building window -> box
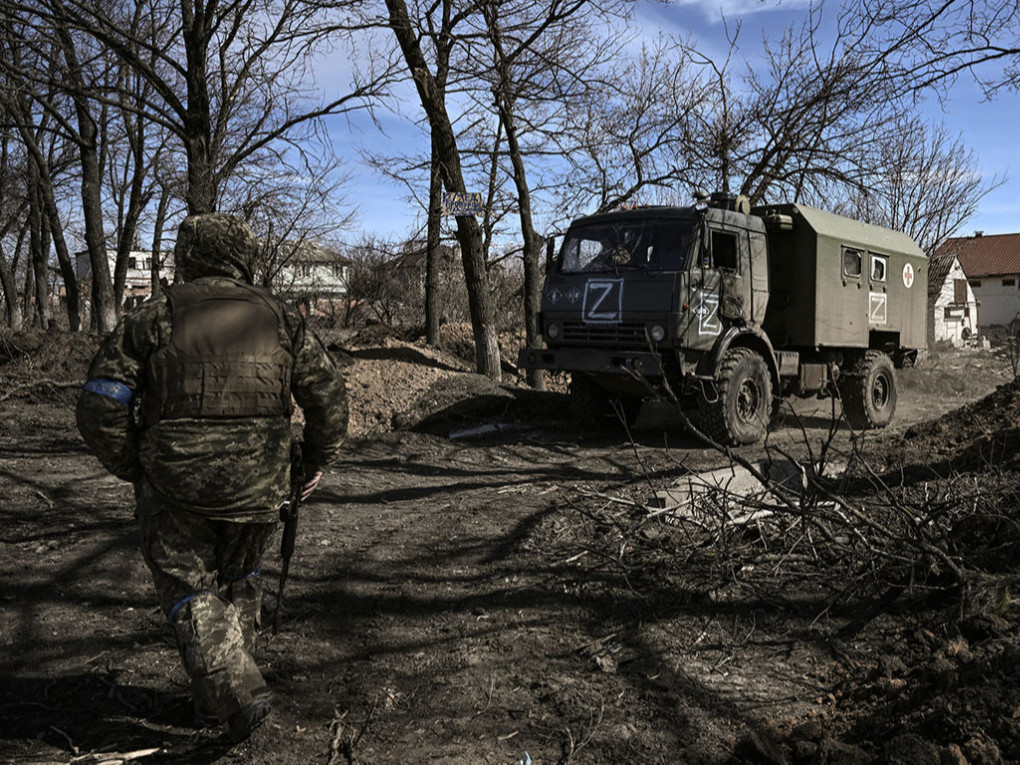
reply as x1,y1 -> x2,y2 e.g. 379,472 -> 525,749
970,280 -> 982,288
870,254 -> 887,282
128,257 -> 137,269
954,279 -> 968,303
1004,279 -> 1016,287
332,263 -> 345,279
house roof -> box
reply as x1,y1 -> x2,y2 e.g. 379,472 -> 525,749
927,254 -> 956,299
934,232 -> 1020,278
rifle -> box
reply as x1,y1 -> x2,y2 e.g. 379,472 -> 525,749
273,441 -> 304,635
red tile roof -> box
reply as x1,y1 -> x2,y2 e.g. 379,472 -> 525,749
935,233 -> 1020,278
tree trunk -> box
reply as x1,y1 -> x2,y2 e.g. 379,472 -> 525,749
27,179 -> 50,330
22,246 -> 34,329
0,240 -> 22,331
51,228 -> 80,332
386,0 -> 501,380
151,186 -> 171,293
77,120 -> 117,330
486,9 -> 543,389
425,132 -> 442,347
53,21 -> 115,332
181,0 -> 217,214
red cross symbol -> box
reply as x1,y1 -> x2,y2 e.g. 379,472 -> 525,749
902,263 -> 915,289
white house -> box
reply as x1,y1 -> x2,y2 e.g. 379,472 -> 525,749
272,241 -> 349,317
74,238 -> 349,316
927,254 -> 979,345
935,232 -> 1020,333
75,249 -> 175,310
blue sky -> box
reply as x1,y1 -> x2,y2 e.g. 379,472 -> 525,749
329,0 -> 1019,242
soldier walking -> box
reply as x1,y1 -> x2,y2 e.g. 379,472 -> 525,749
76,213 -> 348,743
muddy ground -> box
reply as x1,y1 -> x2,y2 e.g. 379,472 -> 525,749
3,329 -> 1020,764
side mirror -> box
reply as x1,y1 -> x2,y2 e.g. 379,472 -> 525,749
545,236 -> 556,273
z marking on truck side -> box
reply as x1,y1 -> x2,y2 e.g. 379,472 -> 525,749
694,291 -> 721,335
869,292 -> 888,324
582,279 -> 623,323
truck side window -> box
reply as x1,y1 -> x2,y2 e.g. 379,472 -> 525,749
870,254 -> 887,282
712,230 -> 738,271
843,247 -> 863,278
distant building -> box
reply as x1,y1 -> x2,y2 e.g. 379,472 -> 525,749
935,232 -> 1020,333
74,239 -> 350,316
927,254 -> 979,345
271,241 -> 350,317
75,249 -> 175,310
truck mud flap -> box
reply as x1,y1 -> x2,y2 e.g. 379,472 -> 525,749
693,377 -> 719,404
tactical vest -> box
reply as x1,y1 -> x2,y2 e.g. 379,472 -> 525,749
141,282 -> 292,426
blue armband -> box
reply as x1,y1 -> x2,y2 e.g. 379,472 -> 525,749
82,378 -> 136,406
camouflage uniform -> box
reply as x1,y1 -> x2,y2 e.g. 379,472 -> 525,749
76,213 -> 348,741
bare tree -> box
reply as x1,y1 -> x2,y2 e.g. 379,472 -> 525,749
0,22 -> 93,331
832,115 -> 1003,253
551,36 -> 708,218
857,0 -> 1020,95
730,8 -> 905,205
0,127 -> 30,329
476,0 -> 618,389
384,0 -> 501,379
19,0 -> 394,214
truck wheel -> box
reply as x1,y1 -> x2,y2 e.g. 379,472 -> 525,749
839,350 -> 897,430
699,347 -> 773,446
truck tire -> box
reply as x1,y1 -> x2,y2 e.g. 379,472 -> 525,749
569,375 -> 641,429
699,347 -> 773,446
839,350 -> 897,430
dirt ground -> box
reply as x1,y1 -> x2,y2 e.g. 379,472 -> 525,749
3,328 -> 1020,764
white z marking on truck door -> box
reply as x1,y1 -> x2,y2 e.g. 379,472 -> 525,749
694,291 -> 721,336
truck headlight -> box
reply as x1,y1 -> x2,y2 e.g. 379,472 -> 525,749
649,324 -> 666,342
546,322 -> 560,340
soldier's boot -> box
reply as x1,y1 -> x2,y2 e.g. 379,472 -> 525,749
170,592 -> 269,740
192,691 -> 218,728
227,691 -> 272,743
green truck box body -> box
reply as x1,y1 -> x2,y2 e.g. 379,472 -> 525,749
757,204 -> 927,350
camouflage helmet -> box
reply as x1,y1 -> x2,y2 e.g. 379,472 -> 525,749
174,213 -> 258,284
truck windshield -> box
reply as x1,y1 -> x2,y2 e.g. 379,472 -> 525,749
559,218 -> 696,274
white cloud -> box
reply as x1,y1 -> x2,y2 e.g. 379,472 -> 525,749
661,0 -> 814,22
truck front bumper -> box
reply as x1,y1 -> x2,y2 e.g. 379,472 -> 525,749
517,347 -> 663,377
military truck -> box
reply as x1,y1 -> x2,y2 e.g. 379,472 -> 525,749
517,193 -> 927,445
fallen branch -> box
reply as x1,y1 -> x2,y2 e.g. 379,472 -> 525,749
0,379 -> 83,402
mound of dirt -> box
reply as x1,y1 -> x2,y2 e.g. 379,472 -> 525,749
342,336 -> 506,437
894,378 -> 1020,471
0,329 -> 97,381
341,323 -> 547,437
